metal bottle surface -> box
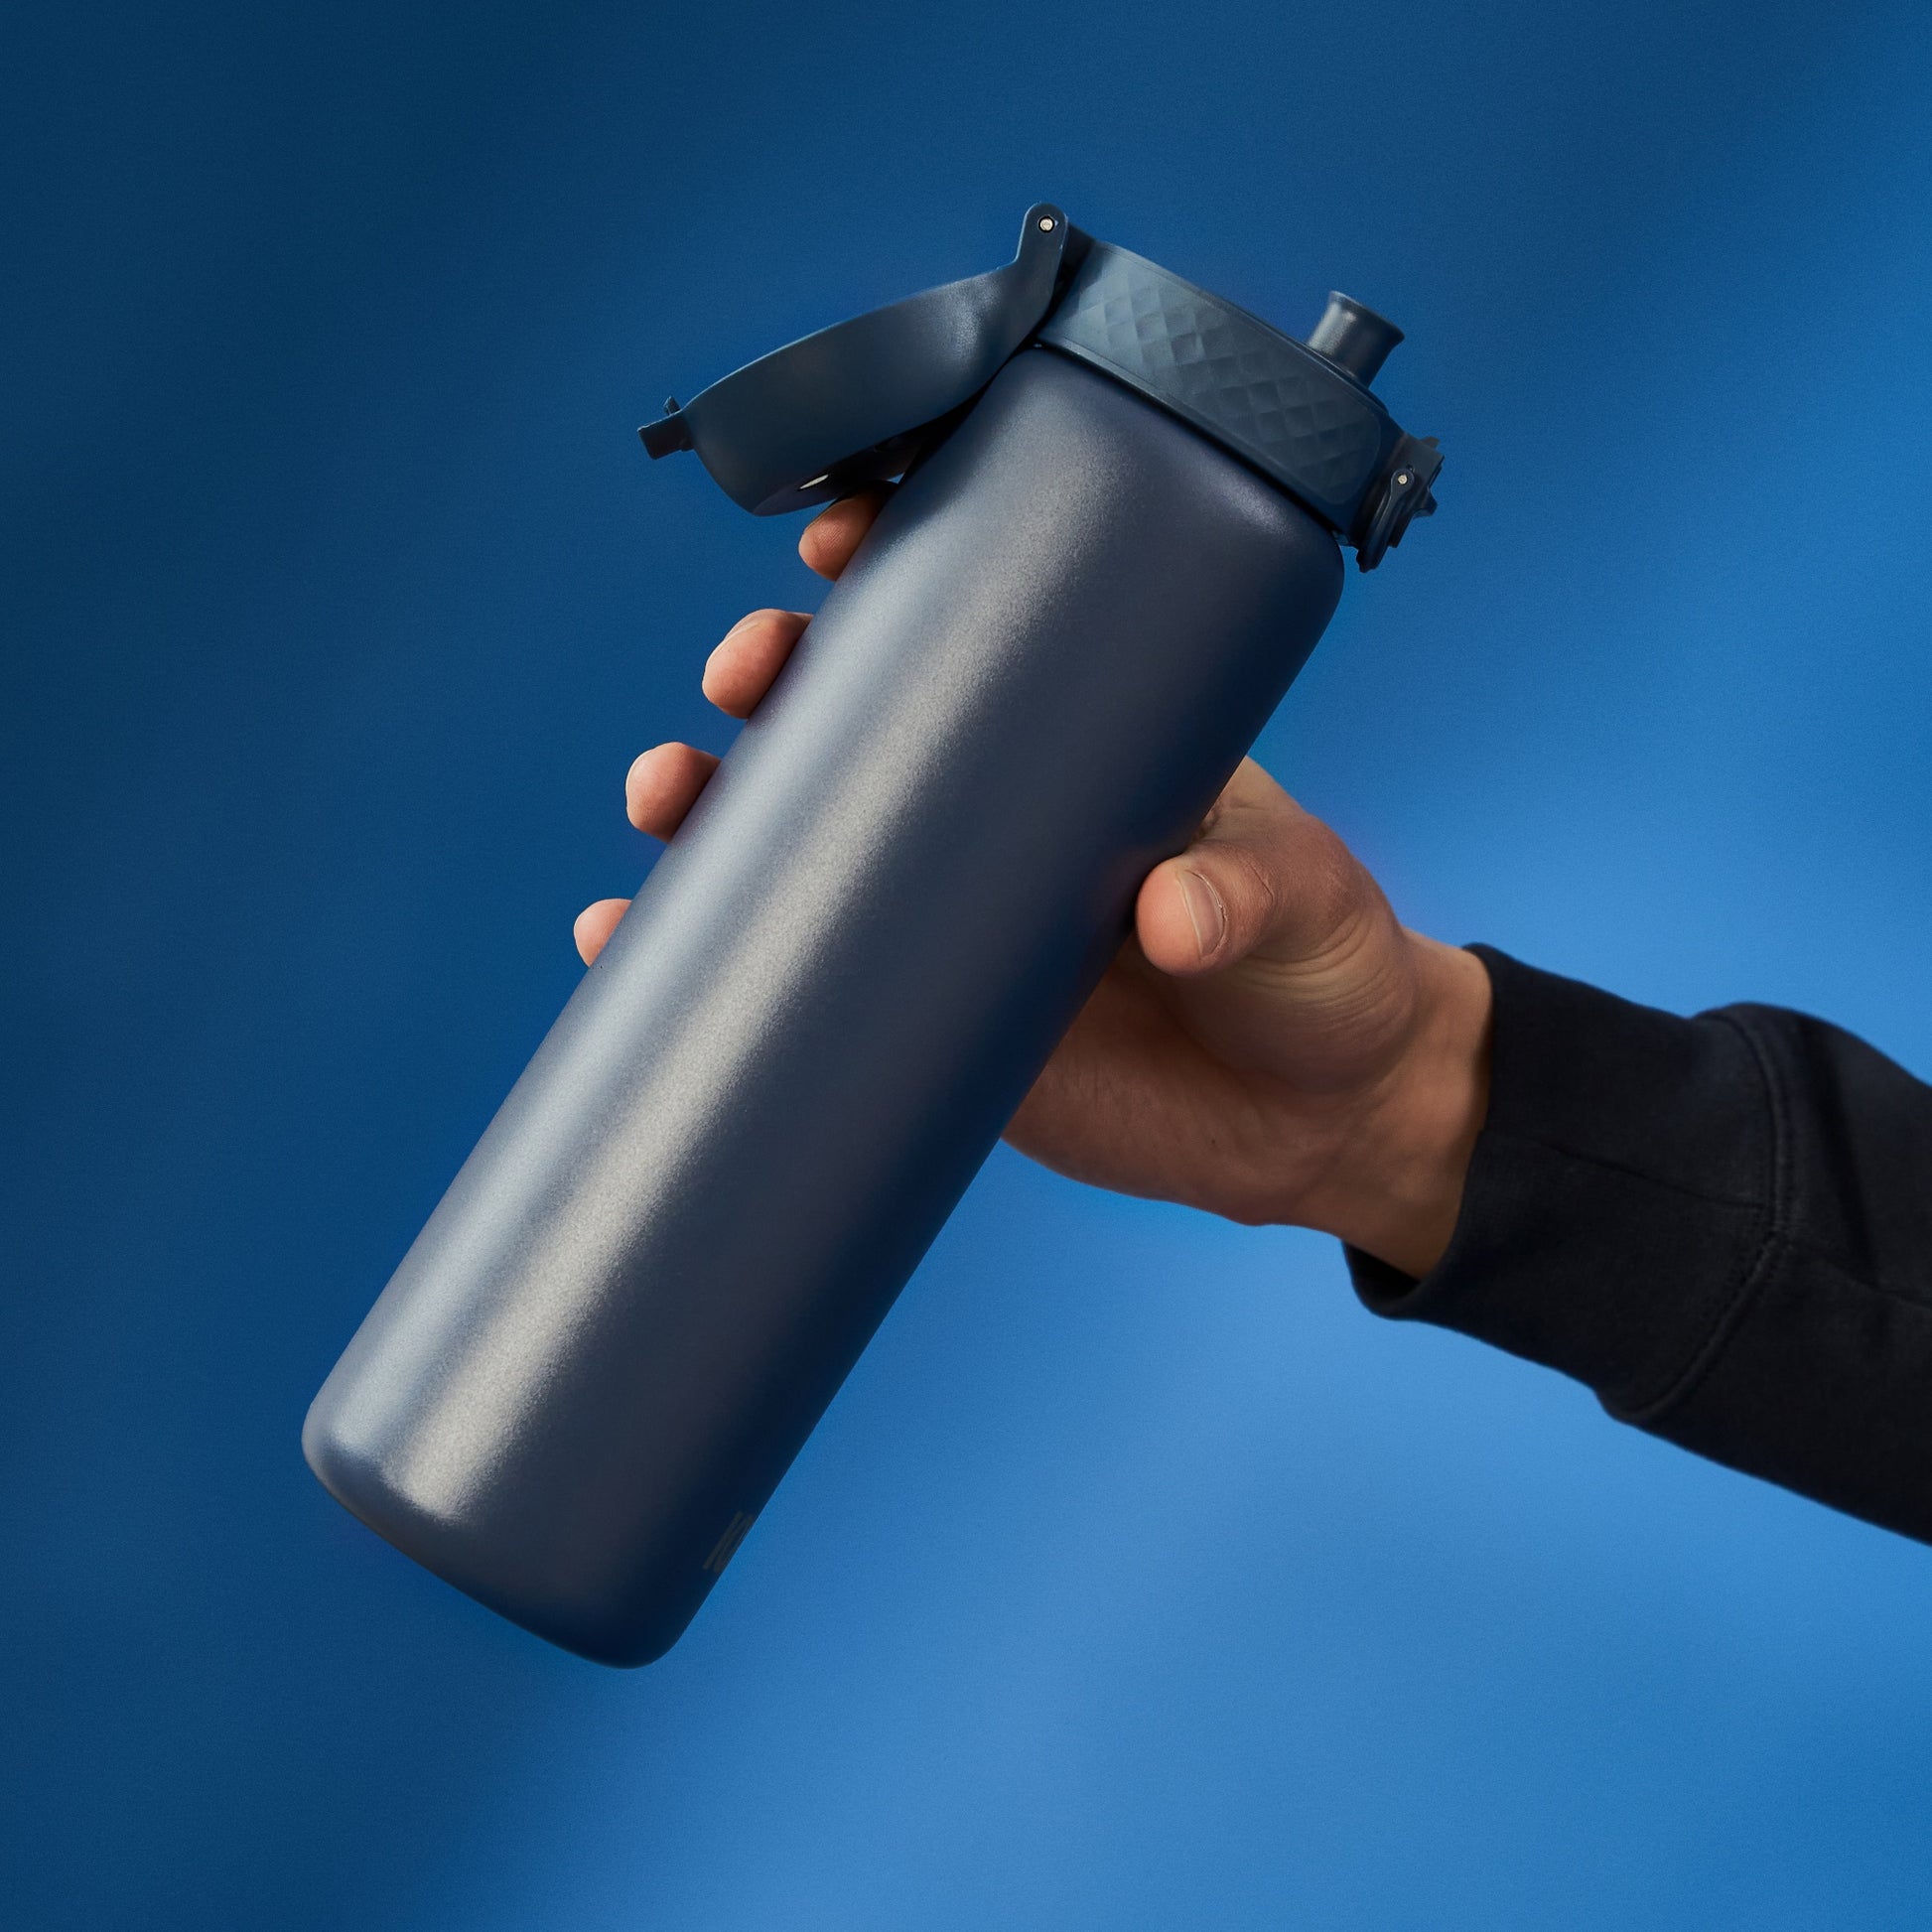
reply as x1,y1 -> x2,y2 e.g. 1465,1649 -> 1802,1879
304,346 -> 1344,1664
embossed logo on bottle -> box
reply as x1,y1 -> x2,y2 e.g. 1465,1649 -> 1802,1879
702,1510 -> 757,1576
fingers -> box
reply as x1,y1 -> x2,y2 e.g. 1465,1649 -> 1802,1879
702,609 -> 809,718
625,741 -> 720,839
574,897 -> 630,965
798,486 -> 891,580
589,488 -> 891,970
581,737 -> 717,964
703,490 -> 889,722
1135,759 -> 1377,979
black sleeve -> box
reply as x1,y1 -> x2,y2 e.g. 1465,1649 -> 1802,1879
1348,946 -> 1932,1543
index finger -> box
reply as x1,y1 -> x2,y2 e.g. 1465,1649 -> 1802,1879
798,486 -> 893,580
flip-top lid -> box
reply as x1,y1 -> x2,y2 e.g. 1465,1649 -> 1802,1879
641,204 -> 1441,571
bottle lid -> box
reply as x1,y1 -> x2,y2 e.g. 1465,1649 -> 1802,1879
640,205 -> 1440,571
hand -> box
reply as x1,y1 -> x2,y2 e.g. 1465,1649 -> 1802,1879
576,490 -> 1492,1278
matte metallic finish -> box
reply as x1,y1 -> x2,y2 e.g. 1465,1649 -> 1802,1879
304,348 -> 1343,1666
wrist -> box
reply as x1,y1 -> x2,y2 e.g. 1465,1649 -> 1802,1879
1301,937 -> 1493,1278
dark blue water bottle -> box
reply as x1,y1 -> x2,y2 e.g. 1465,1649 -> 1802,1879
304,204 -> 1443,1665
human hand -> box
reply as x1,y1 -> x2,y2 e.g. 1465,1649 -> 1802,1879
576,489 -> 1491,1278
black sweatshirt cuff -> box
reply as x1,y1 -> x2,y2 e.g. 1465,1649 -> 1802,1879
1349,947 -> 1932,1544
1346,947 -> 1776,1421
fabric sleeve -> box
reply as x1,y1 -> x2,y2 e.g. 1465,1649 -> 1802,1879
1349,946 -> 1932,1542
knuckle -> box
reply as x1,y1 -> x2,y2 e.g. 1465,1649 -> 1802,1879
1303,830 -> 1361,925
1226,843 -> 1285,938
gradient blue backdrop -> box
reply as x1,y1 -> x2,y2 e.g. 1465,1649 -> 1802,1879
7,1 -> 1932,1924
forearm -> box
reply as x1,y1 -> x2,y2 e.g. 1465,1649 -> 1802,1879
1349,948 -> 1932,1545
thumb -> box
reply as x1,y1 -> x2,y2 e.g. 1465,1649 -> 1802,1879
1136,759 -> 1373,978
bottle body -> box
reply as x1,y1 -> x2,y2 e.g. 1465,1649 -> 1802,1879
304,347 -> 1343,1665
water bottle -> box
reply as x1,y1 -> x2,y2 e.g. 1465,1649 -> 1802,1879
304,204 -> 1444,1665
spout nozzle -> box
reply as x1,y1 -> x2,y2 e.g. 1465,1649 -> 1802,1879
1307,293 -> 1404,386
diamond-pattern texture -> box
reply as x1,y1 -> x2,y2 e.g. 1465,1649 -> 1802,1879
1037,246 -> 1389,523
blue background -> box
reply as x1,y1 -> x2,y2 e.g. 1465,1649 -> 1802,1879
7,1 -> 1932,1923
